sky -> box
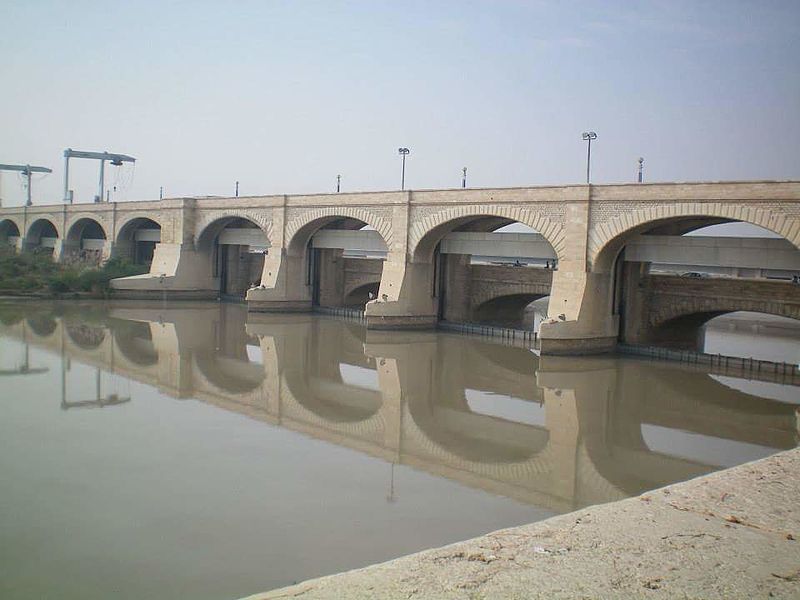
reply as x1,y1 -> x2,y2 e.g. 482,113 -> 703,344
1,0 -> 799,206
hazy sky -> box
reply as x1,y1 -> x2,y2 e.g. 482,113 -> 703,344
1,1 -> 799,206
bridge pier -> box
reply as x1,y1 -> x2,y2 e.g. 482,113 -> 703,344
246,249 -> 312,312
364,255 -> 438,329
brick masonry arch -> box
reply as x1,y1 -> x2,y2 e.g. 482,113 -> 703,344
589,202 -> 800,270
0,217 -> 24,239
408,204 -> 566,263
647,279 -> 800,329
26,215 -> 63,239
115,214 -> 165,242
284,206 -> 393,254
65,213 -> 110,240
194,209 -> 273,248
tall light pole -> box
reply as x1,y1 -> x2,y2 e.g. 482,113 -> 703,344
398,147 -> 410,190
235,181 -> 239,197
462,167 -> 467,188
637,157 -> 644,183
581,131 -> 597,183
336,174 -> 341,193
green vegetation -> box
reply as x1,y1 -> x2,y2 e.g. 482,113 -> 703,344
0,251 -> 147,297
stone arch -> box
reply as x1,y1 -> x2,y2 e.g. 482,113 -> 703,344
344,281 -> 381,307
195,214 -> 270,251
409,205 -> 565,263
115,215 -> 163,242
0,218 -> 22,246
651,305 -> 800,333
66,217 -> 107,242
65,323 -> 107,350
285,206 -> 392,257
194,351 -> 265,394
26,218 -> 60,243
590,203 -> 800,272
473,293 -> 550,326
194,210 -> 272,249
115,216 -> 162,266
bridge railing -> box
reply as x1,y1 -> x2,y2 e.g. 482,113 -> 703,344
618,343 -> 800,386
312,305 -> 367,323
437,320 -> 538,349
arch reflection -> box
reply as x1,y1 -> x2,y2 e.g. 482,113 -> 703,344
0,302 -> 796,514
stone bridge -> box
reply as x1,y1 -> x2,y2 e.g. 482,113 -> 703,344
2,303 -> 796,512
622,274 -> 800,345
1,180 -> 798,354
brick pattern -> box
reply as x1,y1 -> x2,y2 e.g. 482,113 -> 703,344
589,200 -> 800,268
408,204 -> 567,261
284,205 -> 394,250
644,276 -> 800,327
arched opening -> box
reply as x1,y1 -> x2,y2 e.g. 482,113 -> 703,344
473,294 -> 550,329
26,314 -> 57,337
65,218 -> 107,265
413,217 -> 557,328
197,217 -> 269,300
0,220 -> 21,251
66,323 -> 106,350
596,216 -> 800,349
115,218 -> 162,268
112,320 -> 158,367
287,216 -> 388,311
344,282 -> 380,307
25,219 -> 59,255
696,311 -> 799,364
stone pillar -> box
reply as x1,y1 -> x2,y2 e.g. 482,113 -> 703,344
316,248 -> 346,307
539,191 -> 619,355
247,201 -> 314,312
440,253 -> 472,322
364,200 -> 438,329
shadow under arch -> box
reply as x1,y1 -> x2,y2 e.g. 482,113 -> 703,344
112,320 -> 158,367
115,217 -> 162,267
26,218 -> 59,251
406,391 -> 550,463
345,281 -> 381,307
26,314 -> 57,336
473,293 -> 550,328
194,350 -> 265,395
65,322 -> 107,350
66,217 -> 107,243
0,219 -> 21,247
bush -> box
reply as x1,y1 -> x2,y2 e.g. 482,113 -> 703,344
0,254 -> 148,297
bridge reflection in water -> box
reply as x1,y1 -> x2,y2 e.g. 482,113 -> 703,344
1,301 -> 797,514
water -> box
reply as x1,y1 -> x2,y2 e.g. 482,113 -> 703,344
0,301 -> 797,600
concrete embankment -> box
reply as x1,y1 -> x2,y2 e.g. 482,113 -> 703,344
244,448 -> 800,599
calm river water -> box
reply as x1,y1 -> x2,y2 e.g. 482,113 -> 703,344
0,300 -> 797,600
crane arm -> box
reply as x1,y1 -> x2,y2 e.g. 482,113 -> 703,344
0,164 -> 53,173
63,149 -> 136,163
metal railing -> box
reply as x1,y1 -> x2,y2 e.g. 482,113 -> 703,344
618,343 -> 799,385
437,320 -> 538,349
312,305 -> 366,323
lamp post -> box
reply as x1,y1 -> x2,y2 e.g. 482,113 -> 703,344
462,167 -> 467,188
336,174 -> 341,193
398,147 -> 410,190
581,131 -> 597,183
637,157 -> 644,183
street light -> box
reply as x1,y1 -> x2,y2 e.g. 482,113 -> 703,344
336,174 -> 341,193
398,147 -> 410,190
462,167 -> 467,188
637,157 -> 644,183
581,131 -> 597,183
